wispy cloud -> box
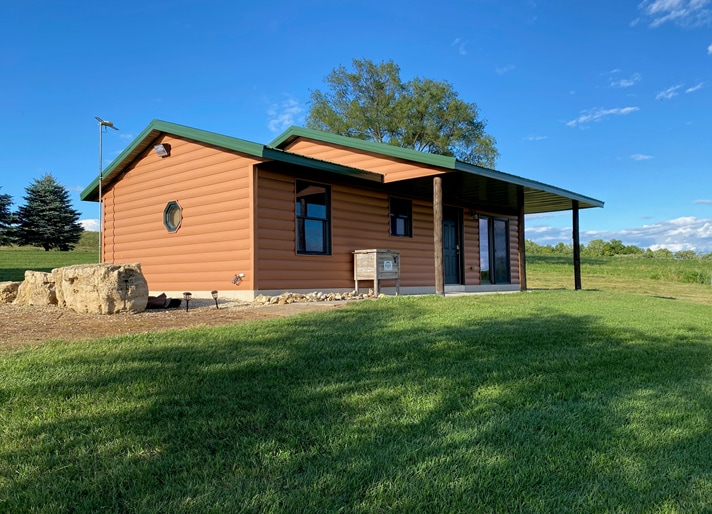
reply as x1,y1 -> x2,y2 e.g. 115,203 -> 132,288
608,71 -> 642,88
631,153 -> 653,160
526,216 -> 712,253
637,0 -> 712,28
709,43 -> 712,54
451,38 -> 468,56
566,106 -> 639,127
523,135 -> 548,141
119,133 -> 134,140
656,84 -> 683,100
267,96 -> 304,133
496,64 -> 515,75
686,82 -> 704,93
694,199 -> 712,205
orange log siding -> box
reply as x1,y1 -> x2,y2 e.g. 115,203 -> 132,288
255,169 -> 435,292
102,134 -> 259,293
284,139 -> 446,183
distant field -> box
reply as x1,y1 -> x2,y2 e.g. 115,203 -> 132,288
527,255 -> 712,305
0,232 -> 99,281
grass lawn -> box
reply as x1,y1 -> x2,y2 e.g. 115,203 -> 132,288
2,287 -> 712,512
0,232 -> 99,281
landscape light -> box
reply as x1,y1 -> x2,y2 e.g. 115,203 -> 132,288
183,292 -> 192,312
211,290 -> 219,309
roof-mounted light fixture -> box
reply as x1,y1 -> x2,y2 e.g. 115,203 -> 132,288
154,143 -> 171,157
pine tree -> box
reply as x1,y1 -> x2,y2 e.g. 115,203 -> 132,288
15,174 -> 84,251
0,186 -> 14,246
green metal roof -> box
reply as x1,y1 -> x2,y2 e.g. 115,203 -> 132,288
82,120 -> 603,215
80,120 -> 383,202
271,125 -> 604,213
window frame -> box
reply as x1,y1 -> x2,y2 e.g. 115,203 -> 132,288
295,181 -> 331,255
389,197 -> 413,237
479,215 -> 510,284
163,201 -> 182,233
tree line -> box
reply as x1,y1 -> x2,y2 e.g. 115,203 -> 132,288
0,174 -> 84,251
526,239 -> 712,261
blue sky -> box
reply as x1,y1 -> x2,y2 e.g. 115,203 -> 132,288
1,0 -> 711,252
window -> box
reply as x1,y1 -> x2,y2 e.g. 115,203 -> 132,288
479,216 -> 510,284
163,201 -> 182,233
296,181 -> 330,255
389,197 -> 412,237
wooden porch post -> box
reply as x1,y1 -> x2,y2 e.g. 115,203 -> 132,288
433,176 -> 444,296
518,197 -> 527,291
572,200 -> 582,290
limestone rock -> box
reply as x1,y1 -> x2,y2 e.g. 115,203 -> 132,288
52,263 -> 149,314
13,271 -> 57,306
0,281 -> 22,303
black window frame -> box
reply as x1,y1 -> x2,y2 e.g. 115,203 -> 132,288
479,215 -> 511,284
295,180 -> 331,255
389,197 -> 413,237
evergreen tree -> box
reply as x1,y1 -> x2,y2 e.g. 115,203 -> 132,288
15,174 -> 84,251
0,186 -> 14,246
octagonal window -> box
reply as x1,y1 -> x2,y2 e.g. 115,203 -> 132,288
163,201 -> 182,232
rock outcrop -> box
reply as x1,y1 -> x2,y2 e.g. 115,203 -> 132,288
13,271 -> 57,306
0,281 -> 23,303
52,263 -> 149,314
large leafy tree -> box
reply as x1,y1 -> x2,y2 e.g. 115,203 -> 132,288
0,187 -> 14,246
15,174 -> 83,251
307,58 -> 499,168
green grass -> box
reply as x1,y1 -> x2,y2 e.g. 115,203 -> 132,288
2,291 -> 712,512
0,232 -> 99,281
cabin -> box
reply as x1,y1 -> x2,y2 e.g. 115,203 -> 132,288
80,120 -> 603,300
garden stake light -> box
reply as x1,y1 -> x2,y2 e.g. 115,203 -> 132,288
211,290 -> 219,309
183,292 -> 192,312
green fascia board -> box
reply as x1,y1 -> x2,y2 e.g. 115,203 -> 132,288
81,120 -> 381,201
454,161 -> 604,209
270,126 -> 457,169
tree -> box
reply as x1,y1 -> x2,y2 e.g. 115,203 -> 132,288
0,186 -> 14,246
14,174 -> 83,251
307,58 -> 499,168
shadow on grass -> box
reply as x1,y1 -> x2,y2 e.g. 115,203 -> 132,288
2,295 -> 712,512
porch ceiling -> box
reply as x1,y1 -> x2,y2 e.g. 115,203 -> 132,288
384,169 -> 603,215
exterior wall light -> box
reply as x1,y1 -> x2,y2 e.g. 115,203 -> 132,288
211,290 -> 219,309
154,143 -> 171,157
183,291 -> 192,311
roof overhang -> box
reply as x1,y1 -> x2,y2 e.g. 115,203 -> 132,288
81,120 -> 382,202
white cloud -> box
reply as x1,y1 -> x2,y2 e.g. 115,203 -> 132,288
80,219 -> 100,231
631,153 -> 653,160
566,106 -> 639,127
609,72 -> 642,88
452,38 -> 468,56
655,84 -> 683,100
526,216 -> 712,253
638,0 -> 712,27
119,133 -> 134,140
523,135 -> 548,141
685,82 -> 704,93
694,199 -> 712,204
708,43 -> 712,54
266,96 -> 304,133
496,64 -> 515,75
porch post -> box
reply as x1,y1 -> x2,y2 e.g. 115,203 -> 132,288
572,200 -> 582,290
518,196 -> 527,291
433,176 -> 444,296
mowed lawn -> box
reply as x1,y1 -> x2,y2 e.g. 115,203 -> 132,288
2,278 -> 712,512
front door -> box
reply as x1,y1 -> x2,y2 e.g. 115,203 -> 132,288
443,211 -> 461,284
